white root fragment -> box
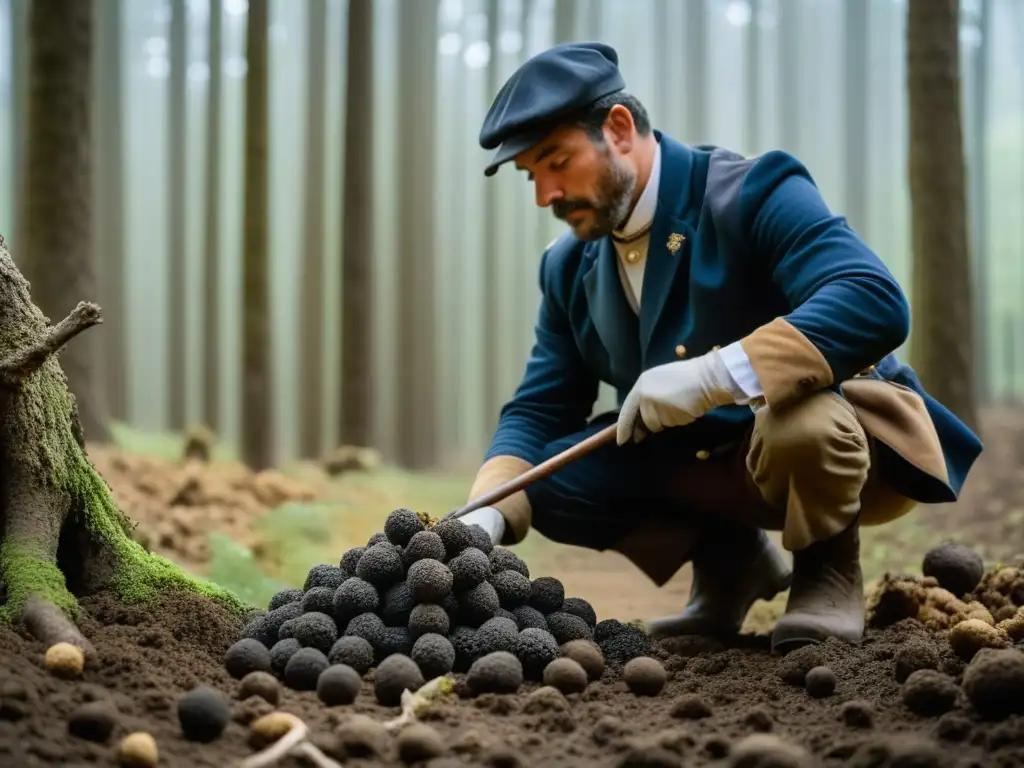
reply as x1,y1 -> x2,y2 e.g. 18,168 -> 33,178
383,676 -> 454,731
239,713 -> 341,768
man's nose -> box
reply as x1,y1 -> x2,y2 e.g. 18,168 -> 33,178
534,180 -> 563,208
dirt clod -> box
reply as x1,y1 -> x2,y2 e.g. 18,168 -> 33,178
68,700 -> 118,742
804,665 -> 836,698
624,656 -> 666,696
397,722 -> 446,763
238,670 -> 279,705
543,657 -> 588,695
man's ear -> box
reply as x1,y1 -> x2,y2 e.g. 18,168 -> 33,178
604,104 -> 635,153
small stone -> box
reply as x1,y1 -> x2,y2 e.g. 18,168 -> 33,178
839,700 -> 874,729
397,722 -> 446,763
336,713 -> 390,757
117,732 -> 159,767
317,664 -> 362,706
901,669 -> 959,716
561,639 -> 605,681
68,701 -> 118,743
177,686 -> 231,743
44,642 -> 84,679
542,657 -> 588,695
238,671 -> 279,706
623,656 -> 666,696
729,733 -> 814,767
804,666 -> 836,698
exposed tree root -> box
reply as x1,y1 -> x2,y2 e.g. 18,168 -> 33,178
0,234 -> 252,653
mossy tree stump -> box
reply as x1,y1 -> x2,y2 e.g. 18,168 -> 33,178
0,234 -> 250,654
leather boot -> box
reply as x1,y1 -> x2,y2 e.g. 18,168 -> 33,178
770,515 -> 864,653
645,523 -> 792,640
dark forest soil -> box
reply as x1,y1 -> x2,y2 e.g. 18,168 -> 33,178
1,408 -> 1023,767
1,583 -> 1023,767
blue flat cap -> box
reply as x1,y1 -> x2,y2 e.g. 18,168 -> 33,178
479,42 -> 625,176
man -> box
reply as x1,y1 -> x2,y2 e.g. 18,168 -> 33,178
460,42 -> 983,652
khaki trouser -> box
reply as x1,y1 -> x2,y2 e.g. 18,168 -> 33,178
661,390 -> 918,552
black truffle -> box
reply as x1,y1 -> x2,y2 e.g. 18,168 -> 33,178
305,563 -> 346,591
561,597 -> 597,628
385,507 -> 426,546
449,626 -> 481,672
375,654 -> 425,706
377,626 -> 413,662
466,651 -> 523,695
594,619 -> 625,644
284,647 -> 330,691
433,519 -> 473,559
177,686 -> 231,742
301,586 -> 336,616
513,627 -> 560,680
492,570 -> 532,609
922,541 -> 985,597
224,638 -> 272,679
402,530 -> 447,566
355,543 -> 406,588
269,638 -> 301,677
466,523 -> 495,554
268,588 -> 304,611
340,546 -> 367,575
448,547 -> 490,591
278,618 -> 299,641
345,612 -> 387,649
458,581 -> 500,627
317,664 -> 362,706
409,603 -> 450,640
367,531 -> 390,547
512,605 -> 548,631
240,614 -> 277,647
381,581 -> 415,627
546,612 -> 593,644
263,601 -> 304,642
411,633 -> 456,678
599,623 -> 651,666
489,547 -> 530,579
495,608 -> 519,628
334,577 -> 380,623
407,558 -> 454,604
291,611 -> 339,653
475,616 -> 519,656
529,577 -> 565,614
328,635 -> 375,676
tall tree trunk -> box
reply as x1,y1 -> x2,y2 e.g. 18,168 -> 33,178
21,0 -> 110,444
907,0 -> 978,433
241,0 -> 272,469
167,0 -> 187,431
395,0 -> 438,468
968,0 -> 990,403
339,0 -> 374,449
683,0 -> 707,143
299,0 -> 327,460
202,0 -> 223,432
844,0 -> 869,237
482,0 -> 501,437
93,0 -> 127,424
777,0 -> 800,153
744,0 -> 761,155
9,0 -> 28,254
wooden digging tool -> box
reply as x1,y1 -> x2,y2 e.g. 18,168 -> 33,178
443,423 -> 618,522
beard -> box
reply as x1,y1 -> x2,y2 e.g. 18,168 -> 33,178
552,150 -> 637,241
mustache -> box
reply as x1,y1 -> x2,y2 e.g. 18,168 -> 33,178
552,200 -> 592,220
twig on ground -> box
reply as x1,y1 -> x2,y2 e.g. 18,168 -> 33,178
239,713 -> 341,768
383,675 -> 454,731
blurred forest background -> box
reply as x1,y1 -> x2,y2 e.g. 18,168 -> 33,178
0,0 -> 1022,615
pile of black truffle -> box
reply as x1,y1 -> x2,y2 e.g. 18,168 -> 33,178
223,508 -> 652,704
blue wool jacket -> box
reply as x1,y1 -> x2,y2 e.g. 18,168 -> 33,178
479,131 -> 982,510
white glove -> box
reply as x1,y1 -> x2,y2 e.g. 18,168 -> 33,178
459,505 -> 506,544
616,350 -> 740,445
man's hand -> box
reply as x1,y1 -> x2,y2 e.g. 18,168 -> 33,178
458,505 -> 506,544
616,350 -> 740,445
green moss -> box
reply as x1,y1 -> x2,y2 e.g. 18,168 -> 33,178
0,539 -> 77,623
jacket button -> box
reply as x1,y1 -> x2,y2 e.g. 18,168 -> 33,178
695,449 -> 710,460
799,377 -> 815,389
675,344 -> 686,358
